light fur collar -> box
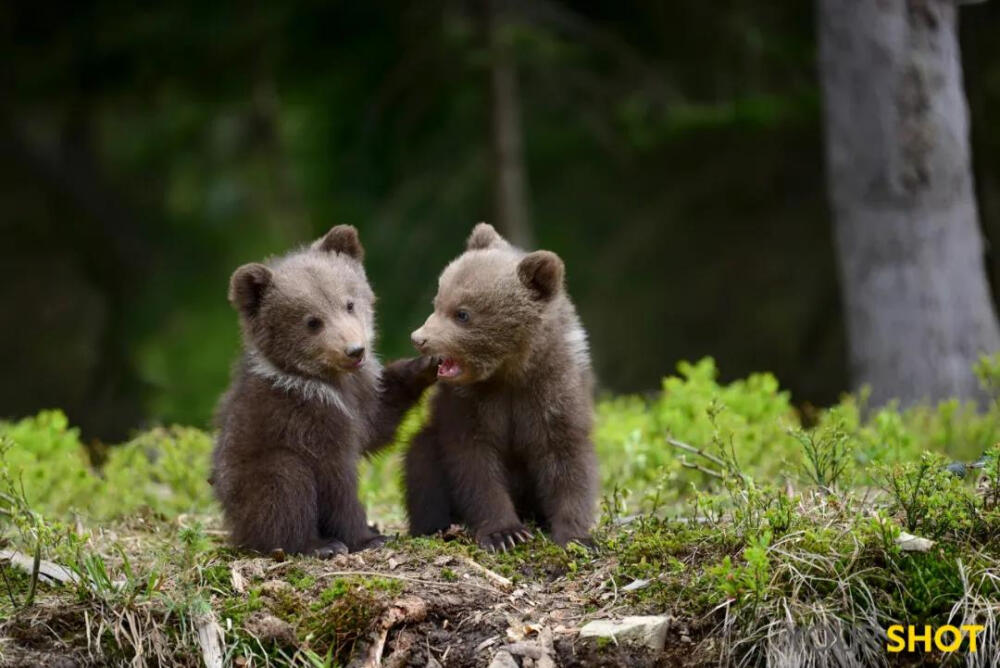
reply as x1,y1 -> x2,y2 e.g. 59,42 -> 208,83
246,350 -> 381,417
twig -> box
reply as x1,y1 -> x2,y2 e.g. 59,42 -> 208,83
598,575 -> 620,613
666,437 -> 727,468
459,556 -> 514,590
679,458 -> 724,479
317,570 -> 504,594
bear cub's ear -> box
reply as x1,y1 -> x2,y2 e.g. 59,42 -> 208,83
229,263 -> 273,317
466,222 -> 508,251
315,224 -> 364,261
518,250 -> 565,301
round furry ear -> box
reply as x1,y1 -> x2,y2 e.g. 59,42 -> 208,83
228,263 -> 273,317
466,222 -> 508,251
517,250 -> 565,301
315,224 -> 364,261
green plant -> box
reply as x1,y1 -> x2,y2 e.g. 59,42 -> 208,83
878,453 -> 978,539
794,420 -> 852,491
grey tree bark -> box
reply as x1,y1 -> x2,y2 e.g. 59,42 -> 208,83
487,0 -> 535,249
817,0 -> 1000,406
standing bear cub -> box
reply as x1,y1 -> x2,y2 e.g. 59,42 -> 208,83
406,223 -> 598,550
213,225 -> 436,556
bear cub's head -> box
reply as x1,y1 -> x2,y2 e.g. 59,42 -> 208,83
411,222 -> 565,384
229,225 -> 376,381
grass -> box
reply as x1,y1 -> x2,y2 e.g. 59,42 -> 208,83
3,356 -> 1000,665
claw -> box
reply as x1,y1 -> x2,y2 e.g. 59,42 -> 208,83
505,535 -> 517,550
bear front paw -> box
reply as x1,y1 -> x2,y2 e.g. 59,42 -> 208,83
414,355 -> 440,386
354,533 -> 389,552
313,540 -> 349,559
476,525 -> 533,553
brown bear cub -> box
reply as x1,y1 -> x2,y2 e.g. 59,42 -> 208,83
213,225 -> 436,557
406,223 -> 598,551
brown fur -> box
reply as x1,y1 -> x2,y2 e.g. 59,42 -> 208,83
213,225 -> 435,556
406,223 -> 598,550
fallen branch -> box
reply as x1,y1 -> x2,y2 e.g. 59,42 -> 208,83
0,548 -> 79,586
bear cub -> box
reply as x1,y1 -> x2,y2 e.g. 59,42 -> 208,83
213,225 -> 435,556
406,222 -> 598,551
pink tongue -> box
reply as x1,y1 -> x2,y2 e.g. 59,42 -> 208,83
438,359 -> 462,378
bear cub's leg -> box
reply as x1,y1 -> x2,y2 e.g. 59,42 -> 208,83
530,441 -> 599,547
404,427 -> 454,536
318,453 -> 386,552
226,454 -> 327,556
441,439 -> 533,552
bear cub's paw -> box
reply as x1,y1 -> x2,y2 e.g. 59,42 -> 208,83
415,355 -> 442,386
357,533 -> 389,551
476,525 -> 534,553
313,540 -> 349,559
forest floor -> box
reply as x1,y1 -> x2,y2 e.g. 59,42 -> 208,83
2,514 -> 708,668
3,493 -> 987,668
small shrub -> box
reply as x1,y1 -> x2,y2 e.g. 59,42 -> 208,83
95,426 -> 215,519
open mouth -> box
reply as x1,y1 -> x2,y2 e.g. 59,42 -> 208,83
437,357 -> 463,379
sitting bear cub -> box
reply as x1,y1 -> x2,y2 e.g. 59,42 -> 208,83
406,223 -> 598,550
213,225 -> 435,556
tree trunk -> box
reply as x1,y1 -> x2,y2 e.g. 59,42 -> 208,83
817,0 -> 1000,406
487,0 -> 534,249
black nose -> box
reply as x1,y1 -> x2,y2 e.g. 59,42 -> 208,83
345,344 -> 365,359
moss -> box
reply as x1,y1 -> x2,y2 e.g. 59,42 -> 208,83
479,534 -> 580,580
286,567 -> 317,591
199,562 -> 233,593
221,588 -> 265,626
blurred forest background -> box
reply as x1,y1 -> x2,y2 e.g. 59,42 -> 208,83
3,1 -> 1000,441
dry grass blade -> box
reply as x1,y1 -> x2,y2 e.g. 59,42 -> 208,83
947,559 -> 1000,668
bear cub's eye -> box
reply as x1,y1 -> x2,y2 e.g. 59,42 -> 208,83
306,316 -> 324,333
455,309 -> 470,323
346,301 -> 355,313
